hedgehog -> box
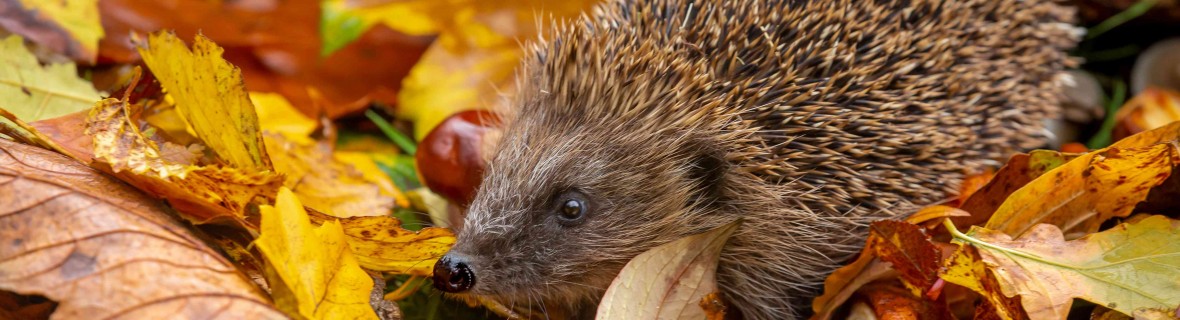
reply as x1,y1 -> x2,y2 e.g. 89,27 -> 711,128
430,0 -> 1079,318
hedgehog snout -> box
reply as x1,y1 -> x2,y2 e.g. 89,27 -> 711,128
433,252 -> 476,293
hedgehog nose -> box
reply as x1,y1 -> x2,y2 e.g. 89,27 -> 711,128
432,253 -> 475,293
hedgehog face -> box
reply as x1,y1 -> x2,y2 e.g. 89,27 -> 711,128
432,117 -> 725,309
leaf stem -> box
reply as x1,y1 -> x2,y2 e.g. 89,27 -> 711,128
1086,0 -> 1158,40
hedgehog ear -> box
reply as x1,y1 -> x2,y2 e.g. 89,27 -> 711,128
687,149 -> 727,207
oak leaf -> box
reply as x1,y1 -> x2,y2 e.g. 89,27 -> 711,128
596,221 -> 740,319
0,138 -> 286,319
944,216 -> 1180,319
0,0 -> 103,62
255,188 -> 378,320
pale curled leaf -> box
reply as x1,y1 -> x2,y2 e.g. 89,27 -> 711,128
596,221 -> 740,320
0,139 -> 285,319
255,188 -> 378,320
948,216 -> 1180,320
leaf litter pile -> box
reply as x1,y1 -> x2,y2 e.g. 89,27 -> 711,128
1,1 -> 1180,320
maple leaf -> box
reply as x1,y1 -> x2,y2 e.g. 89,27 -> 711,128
255,188 -> 379,320
0,35 -> 101,123
0,0 -> 103,62
0,139 -> 285,319
596,221 -> 740,319
943,216 -> 1180,319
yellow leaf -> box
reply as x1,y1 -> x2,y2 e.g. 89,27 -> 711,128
0,35 -> 101,123
256,188 -> 378,320
984,122 -> 1180,238
253,92 -> 318,145
308,212 -> 455,276
86,97 -> 282,224
596,221 -> 740,320
336,151 -> 410,207
136,32 -> 270,170
265,132 -> 402,217
944,216 -> 1180,320
10,0 -> 103,62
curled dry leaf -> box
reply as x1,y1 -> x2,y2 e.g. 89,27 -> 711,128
944,216 -> 1180,319
86,97 -> 283,224
1113,88 -> 1180,140
307,211 -> 454,276
596,220 -> 740,320
0,0 -> 103,62
255,188 -> 379,320
983,127 -> 1180,238
0,138 -> 285,319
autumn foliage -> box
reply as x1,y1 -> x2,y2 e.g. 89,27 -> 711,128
1,1 -> 1180,320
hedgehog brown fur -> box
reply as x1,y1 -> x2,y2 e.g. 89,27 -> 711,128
434,0 -> 1080,318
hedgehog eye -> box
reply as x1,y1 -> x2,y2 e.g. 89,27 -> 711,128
554,191 -> 589,225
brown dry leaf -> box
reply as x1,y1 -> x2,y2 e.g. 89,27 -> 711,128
596,221 -> 740,320
254,188 -> 378,320
0,0 -> 103,62
868,221 -> 942,297
860,283 -> 952,320
810,245 -> 897,319
308,212 -> 455,276
0,138 -> 286,319
944,216 -> 1180,320
939,245 -> 1027,320
86,97 -> 282,224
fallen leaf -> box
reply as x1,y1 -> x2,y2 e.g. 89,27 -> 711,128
265,132 -> 400,218
939,245 -> 1027,320
0,35 -> 101,123
946,216 -> 1180,319
254,92 -> 318,145
98,0 -> 430,118
952,150 -> 1079,230
983,141 -> 1179,238
596,221 -> 740,320
86,96 -> 282,224
810,247 -> 897,319
255,187 -> 378,320
0,138 -> 286,319
308,212 -> 454,276
0,0 -> 103,62
868,221 -> 942,297
1114,88 -> 1180,140
136,31 -> 271,170
860,283 -> 952,320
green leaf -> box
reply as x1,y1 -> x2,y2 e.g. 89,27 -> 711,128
0,35 -> 101,123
